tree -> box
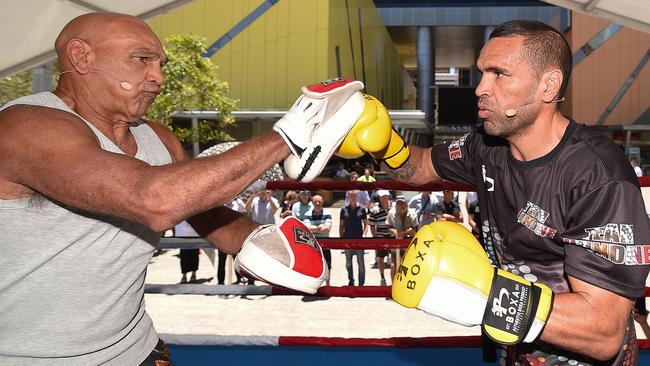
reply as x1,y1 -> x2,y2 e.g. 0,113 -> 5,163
0,70 -> 32,106
147,34 -> 238,144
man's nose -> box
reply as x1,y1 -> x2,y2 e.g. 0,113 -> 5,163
475,74 -> 491,98
147,64 -> 164,85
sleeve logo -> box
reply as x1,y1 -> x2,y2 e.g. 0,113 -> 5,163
448,133 -> 470,160
562,223 -> 650,265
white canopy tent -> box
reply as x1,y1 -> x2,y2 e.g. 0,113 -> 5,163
0,0 -> 648,80
542,0 -> 650,33
0,0 -> 195,79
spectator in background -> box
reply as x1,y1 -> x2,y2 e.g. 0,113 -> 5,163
350,161 -> 364,175
465,191 -> 482,241
633,306 -> 650,338
340,190 -> 368,286
631,157 -> 649,322
174,220 -> 200,284
369,190 -> 393,286
246,189 -> 279,225
431,190 -> 459,204
386,195 -> 418,280
218,197 -> 246,285
357,168 -> 376,183
279,190 -> 298,219
346,171 -> 370,207
334,161 -> 350,180
409,191 -> 436,228
242,190 -> 279,285
292,190 -> 313,221
432,190 -> 464,223
303,194 -> 333,286
631,158 -> 643,177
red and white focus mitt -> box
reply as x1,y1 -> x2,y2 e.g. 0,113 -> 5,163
274,78 -> 365,182
234,216 -> 329,294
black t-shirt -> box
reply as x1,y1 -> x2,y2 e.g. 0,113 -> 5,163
340,205 -> 367,238
432,120 -> 650,365
433,200 -> 461,216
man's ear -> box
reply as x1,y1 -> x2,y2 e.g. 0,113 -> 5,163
66,38 -> 93,75
541,68 -> 563,103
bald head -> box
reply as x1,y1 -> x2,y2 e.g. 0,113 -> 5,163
53,12 -> 166,122
55,13 -> 160,67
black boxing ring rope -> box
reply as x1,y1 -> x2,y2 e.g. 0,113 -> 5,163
150,177 -> 650,350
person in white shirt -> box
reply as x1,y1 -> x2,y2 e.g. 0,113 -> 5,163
246,190 -> 279,225
630,158 -> 643,177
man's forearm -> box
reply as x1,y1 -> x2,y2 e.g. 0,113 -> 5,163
148,132 -> 289,230
188,206 -> 259,254
383,145 -> 438,185
540,288 -> 633,361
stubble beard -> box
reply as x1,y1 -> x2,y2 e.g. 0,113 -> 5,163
483,103 -> 539,139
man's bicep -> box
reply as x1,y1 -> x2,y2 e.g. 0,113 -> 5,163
566,275 -> 633,330
0,107 -> 154,216
564,180 -> 650,296
568,275 -> 633,302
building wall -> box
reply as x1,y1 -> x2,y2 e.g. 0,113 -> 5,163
327,0 -> 403,108
148,0 -> 403,110
565,12 -> 650,125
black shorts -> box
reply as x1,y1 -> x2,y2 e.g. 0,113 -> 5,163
375,249 -> 390,257
140,339 -> 173,366
323,249 -> 332,269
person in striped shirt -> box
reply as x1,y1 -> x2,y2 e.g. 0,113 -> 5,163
302,194 -> 333,285
368,190 -> 392,286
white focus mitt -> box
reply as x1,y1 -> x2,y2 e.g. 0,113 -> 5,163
234,216 -> 329,294
274,78 -> 365,182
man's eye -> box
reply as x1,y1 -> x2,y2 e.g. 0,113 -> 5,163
495,72 -> 504,78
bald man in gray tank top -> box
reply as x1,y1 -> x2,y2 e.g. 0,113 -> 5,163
0,12 -> 364,366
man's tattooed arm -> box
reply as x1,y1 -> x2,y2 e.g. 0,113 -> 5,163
382,146 -> 440,185
384,160 -> 417,181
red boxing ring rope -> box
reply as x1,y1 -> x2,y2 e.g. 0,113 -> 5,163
267,177 -> 650,192
278,335 -> 483,348
318,237 -> 409,250
159,237 -> 409,250
266,179 -> 475,192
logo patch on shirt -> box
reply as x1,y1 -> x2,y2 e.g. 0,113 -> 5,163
517,202 -> 557,238
448,133 -> 469,160
562,223 -> 650,265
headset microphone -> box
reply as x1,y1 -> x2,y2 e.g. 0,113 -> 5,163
505,98 -> 565,118
90,70 -> 133,91
56,69 -> 133,91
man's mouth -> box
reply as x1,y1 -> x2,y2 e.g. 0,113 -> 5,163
478,105 -> 491,118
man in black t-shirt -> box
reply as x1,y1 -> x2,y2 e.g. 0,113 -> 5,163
340,190 -> 368,286
340,20 -> 650,366
431,189 -> 463,224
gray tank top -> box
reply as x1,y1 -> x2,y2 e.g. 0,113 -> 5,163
0,92 -> 171,365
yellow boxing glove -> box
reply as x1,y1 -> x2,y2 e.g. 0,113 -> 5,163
392,221 -> 554,345
336,95 -> 410,169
